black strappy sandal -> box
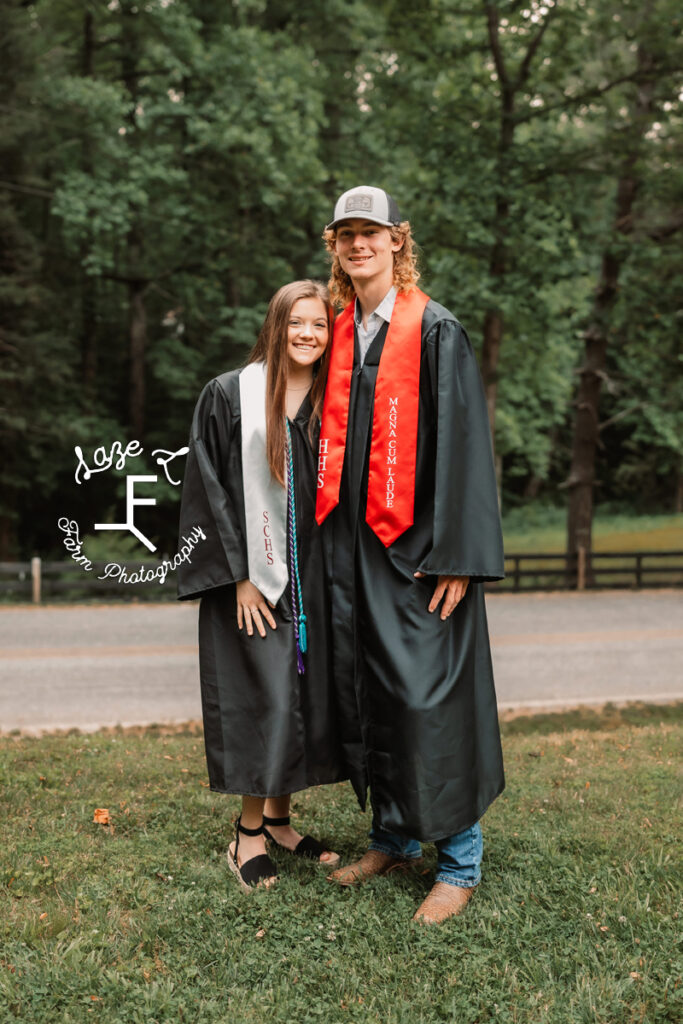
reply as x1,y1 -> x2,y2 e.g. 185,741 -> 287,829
227,816 -> 278,893
262,814 -> 340,867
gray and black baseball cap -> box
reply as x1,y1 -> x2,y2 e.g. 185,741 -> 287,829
326,185 -> 402,231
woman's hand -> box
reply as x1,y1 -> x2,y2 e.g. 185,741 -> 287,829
236,580 -> 277,637
414,573 -> 469,620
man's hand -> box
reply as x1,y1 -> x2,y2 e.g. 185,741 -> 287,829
414,573 -> 470,620
236,579 -> 277,637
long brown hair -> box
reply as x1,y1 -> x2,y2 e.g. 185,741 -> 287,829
322,221 -> 420,308
248,280 -> 333,485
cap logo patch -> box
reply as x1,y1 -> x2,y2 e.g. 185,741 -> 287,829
346,192 -> 373,213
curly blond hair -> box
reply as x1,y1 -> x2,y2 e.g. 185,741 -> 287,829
322,221 -> 420,309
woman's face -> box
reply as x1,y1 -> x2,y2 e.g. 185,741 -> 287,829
287,297 -> 329,373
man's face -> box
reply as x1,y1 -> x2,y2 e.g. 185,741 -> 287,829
333,219 -> 404,287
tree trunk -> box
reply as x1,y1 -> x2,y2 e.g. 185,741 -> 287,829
0,515 -> 11,562
80,10 -> 97,403
524,474 -> 543,500
129,278 -> 146,438
566,47 -> 655,578
481,4 -> 517,452
481,139 -> 513,449
121,3 -> 146,438
481,304 -> 504,442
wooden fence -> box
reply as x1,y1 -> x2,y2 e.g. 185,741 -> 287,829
493,550 -> 683,592
0,559 -> 176,603
1,551 -> 682,602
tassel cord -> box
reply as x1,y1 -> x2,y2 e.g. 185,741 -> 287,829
286,421 -> 307,674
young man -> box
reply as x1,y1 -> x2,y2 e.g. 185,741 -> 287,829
316,185 -> 505,924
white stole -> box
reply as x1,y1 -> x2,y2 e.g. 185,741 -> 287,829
239,361 -> 288,605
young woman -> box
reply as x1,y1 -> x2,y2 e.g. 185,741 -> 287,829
178,280 -> 344,891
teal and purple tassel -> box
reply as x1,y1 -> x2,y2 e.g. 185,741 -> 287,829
286,421 -> 308,675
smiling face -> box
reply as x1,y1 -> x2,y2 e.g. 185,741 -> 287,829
333,219 -> 404,291
287,296 -> 329,374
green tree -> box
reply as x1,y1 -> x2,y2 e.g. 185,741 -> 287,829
564,0 -> 683,568
0,0 -> 81,559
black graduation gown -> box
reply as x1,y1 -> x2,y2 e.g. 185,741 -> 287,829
323,300 -> 505,842
177,370 -> 346,797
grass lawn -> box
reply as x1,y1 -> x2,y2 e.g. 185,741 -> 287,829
1,704 -> 681,1023
501,511 -> 683,555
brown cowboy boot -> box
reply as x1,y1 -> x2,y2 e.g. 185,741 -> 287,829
413,881 -> 477,924
327,849 -> 423,887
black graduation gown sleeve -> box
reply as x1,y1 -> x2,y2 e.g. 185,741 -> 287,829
177,377 -> 248,599
417,317 -> 505,581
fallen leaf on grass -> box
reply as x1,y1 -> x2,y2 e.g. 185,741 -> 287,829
255,928 -> 266,939
93,809 -> 110,824
39,913 -> 48,921
563,757 -> 577,764
630,972 -> 641,979
599,925 -> 609,932
642,817 -> 653,828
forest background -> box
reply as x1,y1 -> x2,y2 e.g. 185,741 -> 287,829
1,0 -> 681,565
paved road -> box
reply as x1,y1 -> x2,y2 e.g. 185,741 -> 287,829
1,591 -> 681,732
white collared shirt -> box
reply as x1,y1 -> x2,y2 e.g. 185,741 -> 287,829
354,286 -> 397,365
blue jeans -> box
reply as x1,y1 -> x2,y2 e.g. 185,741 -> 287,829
369,819 -> 482,889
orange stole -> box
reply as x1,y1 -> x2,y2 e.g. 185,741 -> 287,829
315,288 -> 430,546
